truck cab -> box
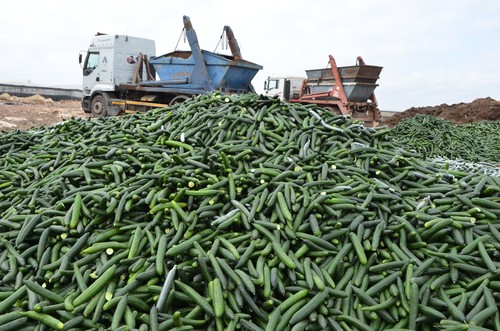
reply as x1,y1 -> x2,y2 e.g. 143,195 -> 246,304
264,76 -> 305,101
79,33 -> 155,116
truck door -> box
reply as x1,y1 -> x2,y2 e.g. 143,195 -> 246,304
284,80 -> 291,101
82,51 -> 100,96
264,78 -> 284,100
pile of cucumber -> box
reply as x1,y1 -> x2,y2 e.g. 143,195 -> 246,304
388,114 -> 500,165
0,93 -> 499,330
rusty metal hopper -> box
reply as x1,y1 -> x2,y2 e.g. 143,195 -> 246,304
305,65 -> 382,102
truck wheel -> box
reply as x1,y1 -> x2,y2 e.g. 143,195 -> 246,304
169,95 -> 189,106
91,94 -> 108,117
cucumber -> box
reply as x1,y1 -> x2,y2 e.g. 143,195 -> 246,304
73,265 -> 117,307
0,92 -> 499,330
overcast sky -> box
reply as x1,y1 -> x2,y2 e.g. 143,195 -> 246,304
1,0 -> 499,111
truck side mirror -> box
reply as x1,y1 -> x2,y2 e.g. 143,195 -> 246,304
79,54 -> 82,64
264,81 -> 267,90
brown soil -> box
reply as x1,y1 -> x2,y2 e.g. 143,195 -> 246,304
0,93 -> 89,132
382,97 -> 500,127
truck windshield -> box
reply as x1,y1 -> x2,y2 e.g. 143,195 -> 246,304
83,52 -> 99,75
267,79 -> 279,90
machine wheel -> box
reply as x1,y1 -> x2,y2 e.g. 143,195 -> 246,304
169,95 -> 189,106
90,94 -> 108,117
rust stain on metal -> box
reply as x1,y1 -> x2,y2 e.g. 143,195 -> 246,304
167,51 -> 192,60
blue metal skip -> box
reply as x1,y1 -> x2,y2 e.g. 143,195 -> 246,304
149,50 -> 263,93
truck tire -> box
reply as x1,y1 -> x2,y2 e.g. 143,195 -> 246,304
169,95 -> 189,106
91,94 -> 108,117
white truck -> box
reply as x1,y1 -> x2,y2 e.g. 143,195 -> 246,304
79,34 -> 155,116
79,16 -> 262,117
263,76 -> 305,102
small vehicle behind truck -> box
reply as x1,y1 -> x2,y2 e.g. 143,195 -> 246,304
79,16 -> 263,116
264,55 -> 383,126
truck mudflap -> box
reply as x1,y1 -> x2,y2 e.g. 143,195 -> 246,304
81,98 -> 90,113
107,103 -> 123,116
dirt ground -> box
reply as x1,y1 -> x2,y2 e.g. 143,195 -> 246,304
382,97 -> 500,126
1,93 -> 498,132
0,93 -> 89,132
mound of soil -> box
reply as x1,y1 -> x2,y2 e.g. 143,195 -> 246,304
0,94 -> 88,131
0,93 -> 54,105
383,97 -> 500,126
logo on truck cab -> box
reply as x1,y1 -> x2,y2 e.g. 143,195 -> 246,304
127,56 -> 137,64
